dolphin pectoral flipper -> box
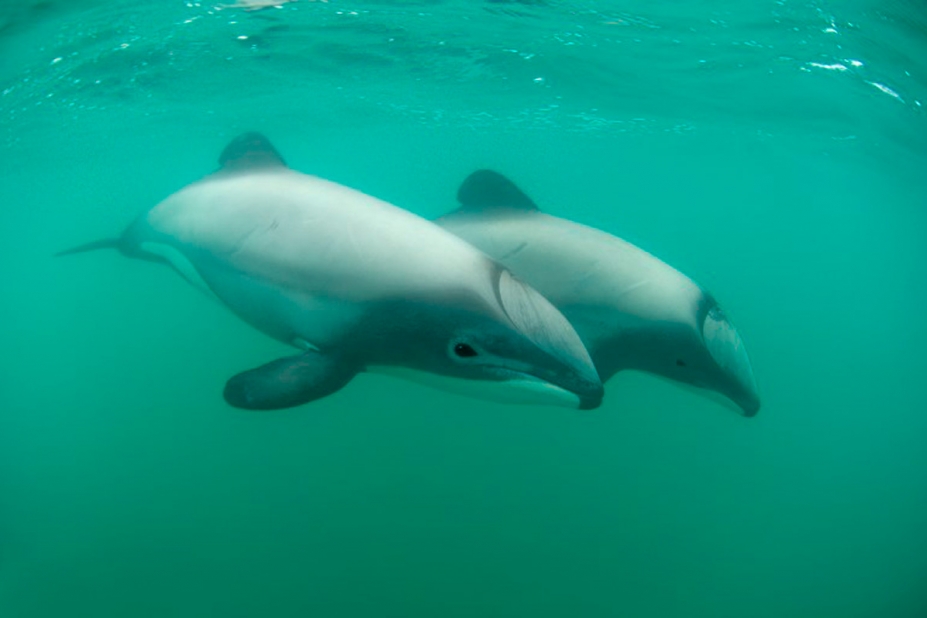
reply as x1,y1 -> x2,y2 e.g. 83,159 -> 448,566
224,350 -> 358,410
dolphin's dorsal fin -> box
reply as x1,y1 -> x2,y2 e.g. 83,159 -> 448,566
457,170 -> 539,212
219,132 -> 287,172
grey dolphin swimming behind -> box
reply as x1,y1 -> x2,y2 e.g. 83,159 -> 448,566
435,170 -> 760,416
58,135 -> 603,410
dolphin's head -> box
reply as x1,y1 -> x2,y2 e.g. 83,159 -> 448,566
370,268 -> 604,410
452,268 -> 605,409
642,294 -> 760,416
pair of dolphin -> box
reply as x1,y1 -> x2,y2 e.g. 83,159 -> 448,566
59,132 -> 759,416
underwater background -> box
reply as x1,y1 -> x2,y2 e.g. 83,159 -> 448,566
2,1 -> 927,616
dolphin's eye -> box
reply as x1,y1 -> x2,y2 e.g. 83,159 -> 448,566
676,359 -> 687,367
454,343 -> 479,358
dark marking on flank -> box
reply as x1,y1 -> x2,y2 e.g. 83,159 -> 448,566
499,242 -> 528,261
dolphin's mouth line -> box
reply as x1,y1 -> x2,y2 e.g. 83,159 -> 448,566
492,367 -> 568,388
494,367 -> 604,410
368,365 -> 584,409
490,367 -> 593,408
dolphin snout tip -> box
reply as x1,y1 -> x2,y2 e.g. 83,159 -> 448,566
739,396 -> 760,418
577,382 -> 605,410
579,396 -> 603,410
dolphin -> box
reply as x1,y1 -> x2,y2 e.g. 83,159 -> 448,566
435,170 -> 760,416
57,134 -> 603,410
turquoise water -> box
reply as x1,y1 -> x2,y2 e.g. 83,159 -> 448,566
2,1 -> 927,616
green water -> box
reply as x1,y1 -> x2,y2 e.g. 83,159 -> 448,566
2,1 -> 927,616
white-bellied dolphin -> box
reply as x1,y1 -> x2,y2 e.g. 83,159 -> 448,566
435,170 -> 760,416
58,135 -> 603,410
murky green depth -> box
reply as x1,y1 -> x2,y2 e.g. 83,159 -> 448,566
2,2 -> 926,617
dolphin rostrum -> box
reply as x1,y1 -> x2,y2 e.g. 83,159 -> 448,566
435,170 -> 760,416
58,135 -> 603,410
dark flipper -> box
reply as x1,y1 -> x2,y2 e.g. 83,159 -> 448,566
55,238 -> 121,257
224,350 -> 358,410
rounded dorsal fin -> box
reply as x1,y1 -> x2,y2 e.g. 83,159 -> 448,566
457,169 -> 538,212
218,132 -> 287,171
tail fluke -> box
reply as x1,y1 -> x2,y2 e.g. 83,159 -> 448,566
55,238 -> 121,257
